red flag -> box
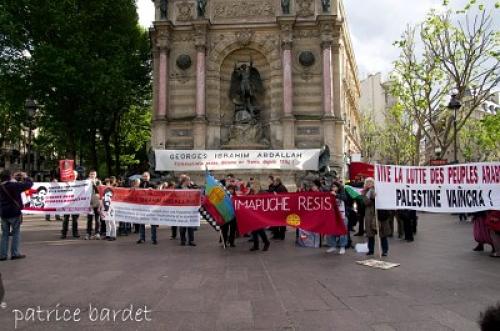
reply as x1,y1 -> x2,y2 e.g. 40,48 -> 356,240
233,191 -> 347,235
59,159 -> 75,182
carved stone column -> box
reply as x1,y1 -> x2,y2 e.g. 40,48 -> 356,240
193,20 -> 209,149
279,17 -> 296,149
152,22 -> 171,149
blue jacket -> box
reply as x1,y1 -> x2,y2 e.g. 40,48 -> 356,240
0,179 -> 33,218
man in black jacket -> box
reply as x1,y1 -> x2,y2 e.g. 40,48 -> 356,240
0,170 -> 33,261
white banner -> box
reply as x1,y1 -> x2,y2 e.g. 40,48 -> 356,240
99,187 -> 201,226
155,149 -> 320,171
21,180 -> 92,215
375,163 -> 500,212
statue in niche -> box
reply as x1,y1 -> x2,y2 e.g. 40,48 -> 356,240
229,61 -> 264,124
197,0 -> 207,17
321,0 -> 330,13
281,0 -> 290,14
159,0 -> 168,19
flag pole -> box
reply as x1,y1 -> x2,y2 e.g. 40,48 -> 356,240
375,209 -> 383,260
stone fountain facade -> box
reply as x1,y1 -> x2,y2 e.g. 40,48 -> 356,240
150,0 -> 361,177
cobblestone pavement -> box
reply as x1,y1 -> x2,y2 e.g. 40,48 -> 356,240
0,213 -> 498,330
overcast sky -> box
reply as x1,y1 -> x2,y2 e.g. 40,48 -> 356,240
136,0 -> 492,80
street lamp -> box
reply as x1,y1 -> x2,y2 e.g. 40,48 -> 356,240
447,89 -> 461,164
25,98 -> 37,175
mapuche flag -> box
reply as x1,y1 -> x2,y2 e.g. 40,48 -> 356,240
204,172 -> 235,223
233,191 -> 347,235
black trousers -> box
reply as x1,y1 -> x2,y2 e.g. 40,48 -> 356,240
403,218 -> 414,241
368,236 -> 388,254
357,210 -> 365,234
251,229 -> 269,249
62,214 -> 79,236
86,208 -> 99,235
171,226 -> 177,238
180,227 -> 194,243
221,221 -> 236,245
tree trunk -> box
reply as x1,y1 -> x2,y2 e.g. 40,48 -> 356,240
414,127 -> 421,166
103,134 -> 113,176
89,128 -> 98,171
114,133 -> 121,175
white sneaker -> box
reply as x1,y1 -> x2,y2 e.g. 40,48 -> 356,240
95,234 -> 100,240
326,247 -> 337,253
339,247 -> 346,255
85,234 -> 90,240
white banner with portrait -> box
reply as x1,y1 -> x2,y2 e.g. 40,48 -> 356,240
21,180 -> 92,215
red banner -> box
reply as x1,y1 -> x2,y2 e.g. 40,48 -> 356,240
97,187 -> 202,226
59,160 -> 75,182
349,162 -> 374,181
233,192 -> 347,235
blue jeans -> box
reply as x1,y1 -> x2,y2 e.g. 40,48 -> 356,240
327,216 -> 348,248
1,216 -> 22,258
139,224 -> 157,242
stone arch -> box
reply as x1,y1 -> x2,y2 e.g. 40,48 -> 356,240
205,38 -> 283,148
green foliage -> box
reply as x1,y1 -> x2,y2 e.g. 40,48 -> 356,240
390,0 -> 498,162
460,113 -> 500,161
0,0 -> 151,176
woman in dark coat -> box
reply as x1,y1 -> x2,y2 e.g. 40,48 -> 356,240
363,177 -> 391,256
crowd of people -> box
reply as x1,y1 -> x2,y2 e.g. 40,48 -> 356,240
1,168 -> 499,261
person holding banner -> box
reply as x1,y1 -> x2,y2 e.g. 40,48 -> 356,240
137,173 -> 158,245
362,177 -> 390,256
86,170 -> 102,240
326,182 -> 348,255
61,171 -> 81,239
178,175 -> 196,246
249,180 -> 270,252
221,185 -> 237,247
100,187 -> 116,241
0,170 -> 33,261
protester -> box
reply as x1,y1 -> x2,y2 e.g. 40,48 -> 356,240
269,176 -> 288,240
351,178 -> 365,236
178,175 -> 196,246
0,170 -> 33,261
395,209 -> 417,242
471,211 -> 494,253
479,302 -> 500,331
249,180 -> 270,251
221,185 -> 237,247
0,271 -> 5,307
362,177 -> 390,256
86,170 -> 102,240
137,172 -> 158,245
326,182 -> 348,254
61,171 -> 81,239
172,175 -> 190,241
485,211 -> 500,258
45,177 -> 61,222
100,186 -> 116,241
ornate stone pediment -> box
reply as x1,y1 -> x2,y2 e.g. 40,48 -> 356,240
235,30 -> 254,46
176,0 -> 194,21
212,0 -> 275,19
296,0 -> 314,17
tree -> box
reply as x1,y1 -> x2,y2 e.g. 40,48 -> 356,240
358,112 -> 380,163
390,1 -> 499,161
378,104 -> 417,165
459,112 -> 500,162
0,0 -> 151,176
